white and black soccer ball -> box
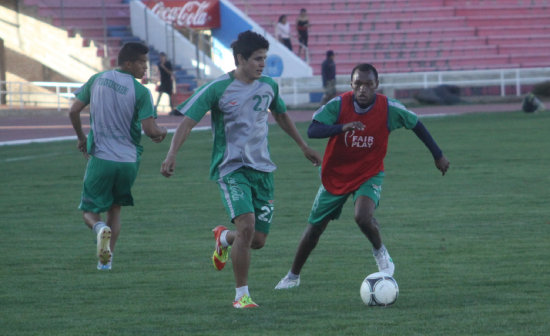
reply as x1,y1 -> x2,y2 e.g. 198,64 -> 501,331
360,272 -> 399,306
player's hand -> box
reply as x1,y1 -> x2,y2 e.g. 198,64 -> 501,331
161,153 -> 177,177
342,121 -> 365,132
435,155 -> 450,176
77,138 -> 89,159
303,146 -> 322,167
151,127 -> 167,143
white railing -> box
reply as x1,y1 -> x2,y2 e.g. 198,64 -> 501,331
1,67 -> 548,110
129,0 -> 224,80
0,81 -> 82,111
276,67 -> 550,107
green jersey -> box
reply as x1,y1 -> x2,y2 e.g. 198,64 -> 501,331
75,69 -> 156,163
177,71 -> 287,180
313,96 -> 419,131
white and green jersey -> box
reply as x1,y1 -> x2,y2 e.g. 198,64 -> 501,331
178,71 -> 286,180
75,69 -> 156,163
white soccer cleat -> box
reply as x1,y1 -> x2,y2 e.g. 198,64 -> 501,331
274,274 -> 300,289
97,226 -> 112,267
97,260 -> 112,271
373,245 -> 395,276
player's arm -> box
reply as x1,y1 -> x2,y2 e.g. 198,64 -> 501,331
272,112 -> 322,166
135,85 -> 167,143
388,98 -> 450,175
307,120 -> 365,138
160,116 -> 198,177
307,97 -> 363,138
142,117 -> 167,143
412,121 -> 450,175
68,98 -> 89,158
161,80 -> 215,177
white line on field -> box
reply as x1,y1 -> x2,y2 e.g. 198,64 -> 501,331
0,127 -> 211,162
0,126 -> 211,147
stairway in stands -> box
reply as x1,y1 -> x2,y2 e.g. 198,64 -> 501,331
21,0 -> 196,97
230,0 -> 550,75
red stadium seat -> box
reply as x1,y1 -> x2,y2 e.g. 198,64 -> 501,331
232,0 -> 550,74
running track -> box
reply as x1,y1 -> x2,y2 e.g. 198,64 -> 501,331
0,102 -> 524,146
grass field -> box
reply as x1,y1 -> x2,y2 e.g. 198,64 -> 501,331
1,110 -> 549,335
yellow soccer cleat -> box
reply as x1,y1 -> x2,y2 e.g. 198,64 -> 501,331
212,225 -> 230,271
232,295 -> 259,309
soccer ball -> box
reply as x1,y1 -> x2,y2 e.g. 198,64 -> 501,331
360,272 -> 399,306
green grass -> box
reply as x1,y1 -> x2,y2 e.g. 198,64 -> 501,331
1,110 -> 549,335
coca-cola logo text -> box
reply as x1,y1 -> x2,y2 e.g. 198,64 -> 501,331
148,1 -> 220,29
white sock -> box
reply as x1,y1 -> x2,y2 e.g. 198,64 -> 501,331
373,244 -> 386,256
220,230 -> 230,247
235,286 -> 249,301
287,271 -> 300,280
92,221 -> 107,235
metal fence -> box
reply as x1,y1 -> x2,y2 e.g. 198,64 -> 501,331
276,67 -> 550,106
0,81 -> 82,111
1,67 -> 549,110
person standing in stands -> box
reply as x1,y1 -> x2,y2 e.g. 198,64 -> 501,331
154,52 -> 175,114
275,63 -> 450,290
296,8 -> 310,59
320,50 -> 337,105
69,42 -> 167,271
276,15 -> 293,51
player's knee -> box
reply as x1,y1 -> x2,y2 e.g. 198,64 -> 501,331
305,224 -> 325,241
251,240 -> 265,249
251,233 -> 267,249
355,215 -> 375,230
238,226 -> 255,243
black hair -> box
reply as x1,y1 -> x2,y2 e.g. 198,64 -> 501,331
278,15 -> 287,23
231,30 -> 269,66
351,63 -> 379,81
326,50 -> 334,58
118,42 -> 149,66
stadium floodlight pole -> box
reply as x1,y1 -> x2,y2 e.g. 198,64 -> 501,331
101,0 -> 108,59
144,6 -> 149,43
60,0 -> 65,27
171,21 -> 176,69
195,30 -> 200,80
0,38 -> 6,105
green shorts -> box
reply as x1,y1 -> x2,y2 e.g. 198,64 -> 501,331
308,172 -> 384,225
217,167 -> 274,234
79,156 -> 140,213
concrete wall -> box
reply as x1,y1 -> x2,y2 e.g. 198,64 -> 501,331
0,5 -> 105,83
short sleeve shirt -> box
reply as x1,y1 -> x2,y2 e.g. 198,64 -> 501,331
75,70 -> 155,162
177,71 -> 286,180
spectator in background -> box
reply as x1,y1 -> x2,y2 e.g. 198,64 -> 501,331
320,50 -> 336,105
296,8 -> 309,59
154,52 -> 175,114
276,15 -> 292,51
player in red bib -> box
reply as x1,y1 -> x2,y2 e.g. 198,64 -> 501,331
275,63 -> 450,289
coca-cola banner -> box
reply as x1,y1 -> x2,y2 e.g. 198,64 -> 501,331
144,0 -> 221,29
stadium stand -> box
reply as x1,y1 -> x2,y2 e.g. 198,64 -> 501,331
230,0 -> 550,75
19,0 -> 196,99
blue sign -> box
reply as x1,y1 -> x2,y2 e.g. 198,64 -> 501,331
211,1 -> 252,47
264,55 -> 284,77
